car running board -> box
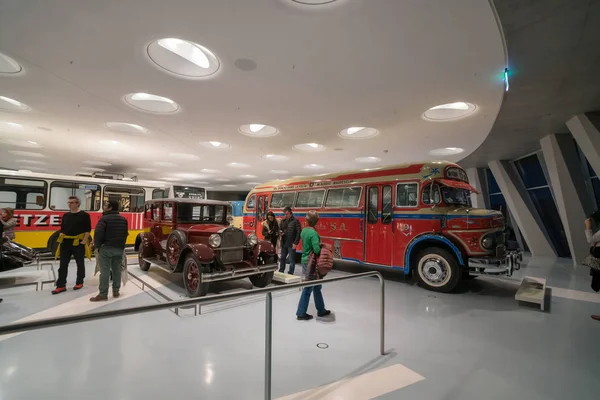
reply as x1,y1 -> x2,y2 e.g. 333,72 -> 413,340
143,257 -> 177,274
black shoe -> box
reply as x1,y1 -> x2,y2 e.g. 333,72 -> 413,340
297,314 -> 314,321
0,298 -> 3,303
317,310 -> 331,317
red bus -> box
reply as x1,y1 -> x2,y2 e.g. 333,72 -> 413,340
242,161 -> 521,292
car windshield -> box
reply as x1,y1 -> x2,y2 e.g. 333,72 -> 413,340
177,203 -> 226,224
440,186 -> 472,207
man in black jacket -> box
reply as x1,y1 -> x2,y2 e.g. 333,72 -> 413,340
90,200 -> 128,302
279,206 -> 301,275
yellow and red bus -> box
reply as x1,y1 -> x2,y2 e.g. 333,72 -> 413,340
242,161 -> 521,292
0,169 -> 205,253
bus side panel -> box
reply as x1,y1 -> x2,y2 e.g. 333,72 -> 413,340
392,208 -> 445,270
12,210 -> 146,249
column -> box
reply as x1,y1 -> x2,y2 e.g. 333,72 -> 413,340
567,113 -> 600,175
488,160 -> 556,257
465,167 -> 489,209
540,134 -> 590,265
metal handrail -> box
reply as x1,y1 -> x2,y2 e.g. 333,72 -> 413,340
0,271 -> 385,400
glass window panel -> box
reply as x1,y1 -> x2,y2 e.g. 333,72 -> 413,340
295,190 -> 325,208
246,194 -> 255,210
270,192 -> 295,208
367,186 -> 378,224
325,187 -> 362,208
0,178 -> 46,209
104,186 -> 145,212
514,154 -> 548,188
50,181 -> 101,211
486,169 -> 501,195
382,185 -> 392,224
396,183 -> 418,207
528,187 -> 570,258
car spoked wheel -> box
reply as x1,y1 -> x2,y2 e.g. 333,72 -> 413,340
183,254 -> 209,297
138,243 -> 151,271
166,230 -> 187,269
250,254 -> 275,288
416,248 -> 461,293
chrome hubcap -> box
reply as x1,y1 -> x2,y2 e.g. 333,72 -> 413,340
419,256 -> 450,286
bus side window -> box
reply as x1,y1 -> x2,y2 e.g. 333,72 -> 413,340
421,183 -> 441,205
325,187 -> 362,208
246,194 -> 256,210
0,178 -> 47,210
152,189 -> 167,199
396,183 -> 419,207
144,204 -> 152,219
270,192 -> 296,208
382,185 -> 393,224
104,186 -> 145,212
50,181 -> 101,211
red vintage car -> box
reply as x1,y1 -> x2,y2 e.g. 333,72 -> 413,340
135,199 -> 278,297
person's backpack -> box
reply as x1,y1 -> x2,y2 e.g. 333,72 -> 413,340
315,243 -> 334,278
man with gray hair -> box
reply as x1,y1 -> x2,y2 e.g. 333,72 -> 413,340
52,196 -> 92,295
296,210 -> 331,320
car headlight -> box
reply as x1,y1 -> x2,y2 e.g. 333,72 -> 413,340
226,215 -> 234,224
247,233 -> 258,247
209,234 -> 221,248
481,235 -> 495,250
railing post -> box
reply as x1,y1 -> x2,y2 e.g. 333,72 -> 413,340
379,276 -> 385,355
265,292 -> 273,400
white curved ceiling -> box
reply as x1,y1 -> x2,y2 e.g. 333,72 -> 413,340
0,0 -> 506,190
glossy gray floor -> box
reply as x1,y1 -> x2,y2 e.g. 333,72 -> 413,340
0,255 -> 599,399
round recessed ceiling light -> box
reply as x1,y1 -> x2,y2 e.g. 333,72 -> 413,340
194,181 -> 210,185
422,102 -> 476,121
304,163 -> 324,170
199,141 -> 231,149
215,178 -> 230,182
0,121 -> 24,132
339,127 -> 379,139
83,160 -> 112,167
9,150 -> 46,158
293,142 -> 325,152
270,169 -> 289,174
136,167 -> 157,172
124,92 -> 179,114
154,161 -> 177,167
227,162 -> 250,168
246,182 -> 261,185
169,153 -> 200,161
99,140 -> 120,146
81,167 -> 106,172
355,156 -> 381,163
201,168 -> 220,174
147,38 -> 220,78
222,184 -> 237,188
0,96 -> 30,112
261,154 -> 288,161
0,52 -> 22,74
20,166 -> 48,172
16,159 -> 46,165
292,0 -> 338,4
105,122 -> 148,135
0,138 -> 42,148
173,172 -> 204,179
161,177 -> 181,182
429,147 -> 465,156
240,174 -> 257,179
239,124 -> 279,138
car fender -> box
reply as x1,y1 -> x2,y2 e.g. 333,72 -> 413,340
257,240 -> 275,255
185,243 -> 215,263
404,233 -> 465,274
138,232 -> 156,258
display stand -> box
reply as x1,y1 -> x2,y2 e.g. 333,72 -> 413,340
272,271 -> 302,284
515,276 -> 547,311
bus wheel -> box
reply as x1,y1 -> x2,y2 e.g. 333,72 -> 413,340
415,248 -> 461,293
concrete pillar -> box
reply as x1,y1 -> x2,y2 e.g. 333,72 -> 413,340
488,160 -> 556,257
465,167 -> 489,209
567,113 -> 600,176
540,134 -> 590,265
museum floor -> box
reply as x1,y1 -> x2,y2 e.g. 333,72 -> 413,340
1,255 -> 599,399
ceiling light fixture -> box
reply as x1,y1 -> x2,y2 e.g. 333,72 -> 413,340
147,38 -> 220,78
124,92 -> 179,114
240,174 -> 257,178
422,102 -> 476,121
9,150 -> 46,158
153,161 -> 177,167
261,154 -> 288,161
0,138 -> 42,148
222,184 -> 237,187
0,121 -> 23,131
105,122 -> 148,135
81,167 -> 106,172
269,170 -> 289,174
201,168 -> 220,174
0,95 -> 30,112
0,52 -> 22,74
215,178 -> 230,182
168,153 -> 200,161
355,156 -> 381,163
292,0 -> 338,4
339,127 -> 379,139
293,142 -> 325,152
239,124 -> 279,138
304,164 -> 324,170
136,167 -> 157,172
429,147 -> 465,156
200,141 -> 231,149
16,159 -> 46,165
227,162 -> 250,168
83,160 -> 112,167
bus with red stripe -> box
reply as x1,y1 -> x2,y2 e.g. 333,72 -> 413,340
242,161 -> 521,293
0,169 -> 205,253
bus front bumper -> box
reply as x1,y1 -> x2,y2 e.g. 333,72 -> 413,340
467,251 -> 522,277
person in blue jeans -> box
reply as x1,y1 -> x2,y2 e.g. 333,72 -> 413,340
296,210 -> 331,320
279,206 -> 301,275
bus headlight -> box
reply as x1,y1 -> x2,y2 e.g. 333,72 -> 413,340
481,235 -> 495,250
209,234 -> 221,248
247,233 -> 258,247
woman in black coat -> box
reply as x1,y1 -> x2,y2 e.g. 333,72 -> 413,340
262,211 -> 279,249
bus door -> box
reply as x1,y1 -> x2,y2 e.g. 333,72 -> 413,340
364,185 -> 394,266
255,194 -> 269,238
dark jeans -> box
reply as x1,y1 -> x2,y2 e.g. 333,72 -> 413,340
279,244 -> 295,275
56,241 -> 86,288
296,285 -> 325,316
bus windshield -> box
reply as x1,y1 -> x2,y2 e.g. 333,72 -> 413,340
440,186 -> 472,207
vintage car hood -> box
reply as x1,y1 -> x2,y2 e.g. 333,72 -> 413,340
183,224 -> 230,234
445,208 -> 504,230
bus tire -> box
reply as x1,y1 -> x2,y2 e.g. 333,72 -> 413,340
47,231 -> 60,255
415,247 -> 461,293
